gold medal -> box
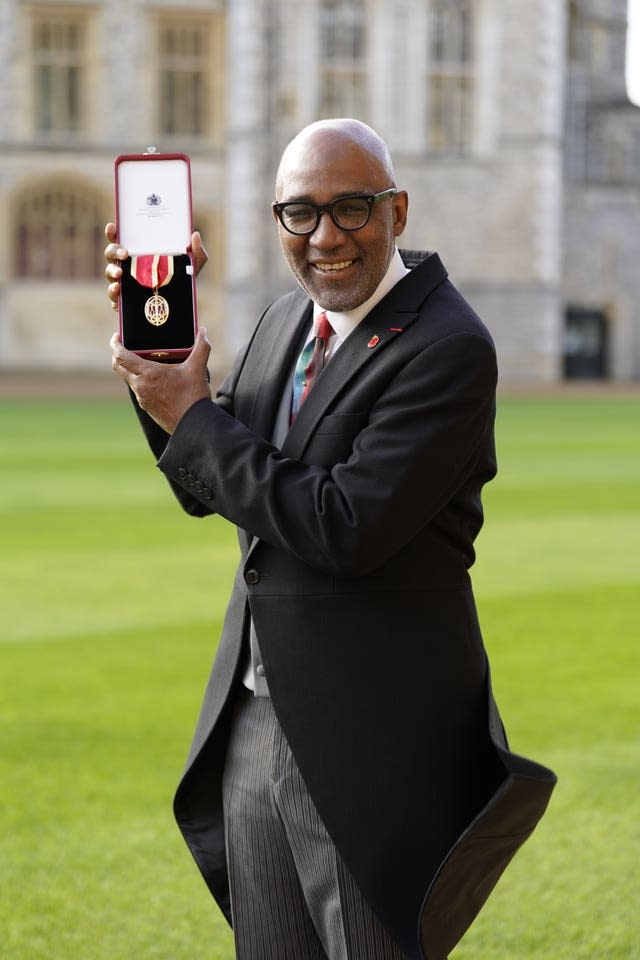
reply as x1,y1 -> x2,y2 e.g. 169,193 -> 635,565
145,292 -> 170,326
131,255 -> 174,326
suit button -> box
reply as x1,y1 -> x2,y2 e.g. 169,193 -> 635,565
202,487 -> 213,500
245,569 -> 260,585
186,474 -> 196,485
178,468 -> 187,480
256,665 -> 265,677
194,481 -> 203,492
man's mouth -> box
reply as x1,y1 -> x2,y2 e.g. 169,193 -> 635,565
312,260 -> 354,273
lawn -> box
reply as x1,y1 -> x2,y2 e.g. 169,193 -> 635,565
0,394 -> 638,959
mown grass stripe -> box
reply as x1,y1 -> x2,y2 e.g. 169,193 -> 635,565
0,396 -> 637,959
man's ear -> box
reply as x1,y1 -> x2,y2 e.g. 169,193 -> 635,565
392,190 -> 409,238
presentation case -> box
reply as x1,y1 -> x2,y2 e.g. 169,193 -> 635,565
114,150 -> 197,360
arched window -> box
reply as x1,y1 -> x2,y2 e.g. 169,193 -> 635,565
319,0 -> 367,119
14,180 -> 106,281
428,0 -> 474,153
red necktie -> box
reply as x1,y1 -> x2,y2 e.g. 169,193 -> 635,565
291,312 -> 334,421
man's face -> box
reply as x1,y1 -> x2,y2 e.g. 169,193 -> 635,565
274,132 -> 408,312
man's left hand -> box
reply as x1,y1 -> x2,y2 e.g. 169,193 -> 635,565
111,327 -> 212,434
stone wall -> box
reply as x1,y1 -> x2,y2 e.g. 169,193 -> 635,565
1,0 -> 639,381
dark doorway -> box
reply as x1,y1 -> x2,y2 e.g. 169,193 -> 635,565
563,307 -> 608,379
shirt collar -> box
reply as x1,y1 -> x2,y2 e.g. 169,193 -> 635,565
313,248 -> 410,343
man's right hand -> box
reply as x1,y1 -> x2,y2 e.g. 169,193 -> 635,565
103,222 -> 208,310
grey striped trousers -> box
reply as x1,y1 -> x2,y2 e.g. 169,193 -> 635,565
222,687 -> 409,960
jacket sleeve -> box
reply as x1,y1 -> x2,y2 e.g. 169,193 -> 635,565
128,300 -> 276,517
156,331 -> 497,576
128,349 -> 243,517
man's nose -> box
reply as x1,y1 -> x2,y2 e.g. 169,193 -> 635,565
309,210 -> 346,247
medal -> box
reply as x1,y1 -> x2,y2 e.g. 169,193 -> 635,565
144,293 -> 170,325
131,254 -> 175,326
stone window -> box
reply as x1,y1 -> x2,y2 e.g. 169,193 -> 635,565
319,0 -> 367,119
567,0 -> 584,64
14,181 -> 105,281
156,14 -> 226,143
427,0 -> 474,153
32,8 -> 87,136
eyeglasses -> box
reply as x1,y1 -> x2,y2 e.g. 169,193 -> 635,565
273,188 -> 398,236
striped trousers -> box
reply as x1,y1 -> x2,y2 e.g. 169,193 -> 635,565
222,686 -> 409,960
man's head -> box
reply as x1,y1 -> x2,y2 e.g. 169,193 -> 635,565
273,119 -> 408,311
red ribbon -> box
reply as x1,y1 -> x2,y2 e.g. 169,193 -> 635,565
131,255 -> 174,289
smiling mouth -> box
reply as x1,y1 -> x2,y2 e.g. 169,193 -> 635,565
312,260 -> 355,273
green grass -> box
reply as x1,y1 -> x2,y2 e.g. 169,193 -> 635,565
1,395 -> 638,959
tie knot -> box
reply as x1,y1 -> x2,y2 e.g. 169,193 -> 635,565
315,311 -> 333,342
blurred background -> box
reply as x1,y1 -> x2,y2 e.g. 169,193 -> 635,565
0,0 -> 639,383
1,3 -> 639,959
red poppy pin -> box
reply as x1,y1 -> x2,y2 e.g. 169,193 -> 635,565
367,335 -> 380,348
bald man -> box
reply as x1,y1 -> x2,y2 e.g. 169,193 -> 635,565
108,119 -> 555,960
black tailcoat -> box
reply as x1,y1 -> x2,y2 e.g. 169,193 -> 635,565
135,251 -> 556,960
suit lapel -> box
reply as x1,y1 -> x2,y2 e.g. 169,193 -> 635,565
233,288 -> 311,439
282,308 -> 417,459
282,251 -> 448,460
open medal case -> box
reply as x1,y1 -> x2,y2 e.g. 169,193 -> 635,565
114,151 -> 197,360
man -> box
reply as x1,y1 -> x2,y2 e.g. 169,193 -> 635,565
106,119 -> 555,960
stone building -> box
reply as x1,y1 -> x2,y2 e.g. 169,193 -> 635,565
0,0 -> 638,381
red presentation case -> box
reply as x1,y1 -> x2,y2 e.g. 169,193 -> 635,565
114,150 -> 198,360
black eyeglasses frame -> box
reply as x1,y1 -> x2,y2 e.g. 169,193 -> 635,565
272,188 -> 398,236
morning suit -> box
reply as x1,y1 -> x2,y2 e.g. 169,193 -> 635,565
221,687 -> 408,959
133,250 -> 556,959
